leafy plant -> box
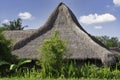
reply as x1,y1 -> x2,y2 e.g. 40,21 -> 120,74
0,61 -> 10,76
0,30 -> 17,63
95,36 -> 120,48
10,59 -> 32,72
2,18 -> 28,30
39,30 -> 66,78
0,58 -> 33,77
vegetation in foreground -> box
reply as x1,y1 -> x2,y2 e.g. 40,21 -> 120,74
1,30 -> 120,79
1,63 -> 120,79
39,30 -> 66,78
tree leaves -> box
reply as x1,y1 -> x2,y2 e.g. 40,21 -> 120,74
2,18 -> 28,30
95,36 -> 120,48
39,30 -> 66,78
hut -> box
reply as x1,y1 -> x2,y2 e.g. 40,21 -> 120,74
4,3 -> 116,66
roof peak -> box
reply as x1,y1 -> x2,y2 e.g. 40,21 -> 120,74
59,2 -> 65,5
58,2 -> 67,7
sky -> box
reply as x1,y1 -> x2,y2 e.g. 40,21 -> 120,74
0,0 -> 120,39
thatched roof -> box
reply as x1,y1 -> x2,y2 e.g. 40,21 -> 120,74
5,3 -> 116,66
110,47 -> 120,56
3,30 -> 36,45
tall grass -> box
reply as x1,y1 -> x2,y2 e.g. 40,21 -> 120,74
1,56 -> 120,79
1,61 -> 120,79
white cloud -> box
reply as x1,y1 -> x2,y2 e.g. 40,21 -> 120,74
113,0 -> 120,6
79,13 -> 116,24
94,26 -> 103,29
1,19 -> 9,24
18,12 -> 32,20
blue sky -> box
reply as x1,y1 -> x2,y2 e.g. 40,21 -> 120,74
0,0 -> 120,39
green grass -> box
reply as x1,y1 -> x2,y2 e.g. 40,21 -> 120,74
1,63 -> 120,79
1,57 -> 120,79
0,77 -> 108,80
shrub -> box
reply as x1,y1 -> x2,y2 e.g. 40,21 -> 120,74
0,30 -> 16,63
0,30 -> 17,77
39,30 -> 66,78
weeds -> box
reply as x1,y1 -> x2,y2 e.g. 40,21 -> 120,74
1,60 -> 120,79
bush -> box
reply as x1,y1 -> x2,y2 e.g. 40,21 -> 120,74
0,30 -> 16,63
39,30 -> 66,78
0,30 -> 17,77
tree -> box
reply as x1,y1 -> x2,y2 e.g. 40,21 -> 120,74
110,37 -> 119,47
95,36 -> 120,48
0,26 -> 7,31
39,30 -> 66,77
2,18 -> 27,30
0,30 -> 16,63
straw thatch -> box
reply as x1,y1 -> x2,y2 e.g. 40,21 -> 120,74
3,30 -> 36,45
4,3 -> 116,66
110,47 -> 120,56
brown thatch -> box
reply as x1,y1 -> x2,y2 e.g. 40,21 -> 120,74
5,3 -> 116,66
3,30 -> 36,45
110,47 -> 120,56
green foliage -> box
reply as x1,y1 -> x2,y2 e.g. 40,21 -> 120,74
0,58 -> 33,77
0,26 -> 7,31
79,63 -> 120,79
0,61 -> 10,76
60,60 -> 80,78
0,61 -> 10,66
95,36 -> 120,48
0,30 -> 17,77
0,30 -> 16,63
10,59 -> 32,72
2,18 -> 28,30
2,62 -> 120,79
39,30 -> 66,78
